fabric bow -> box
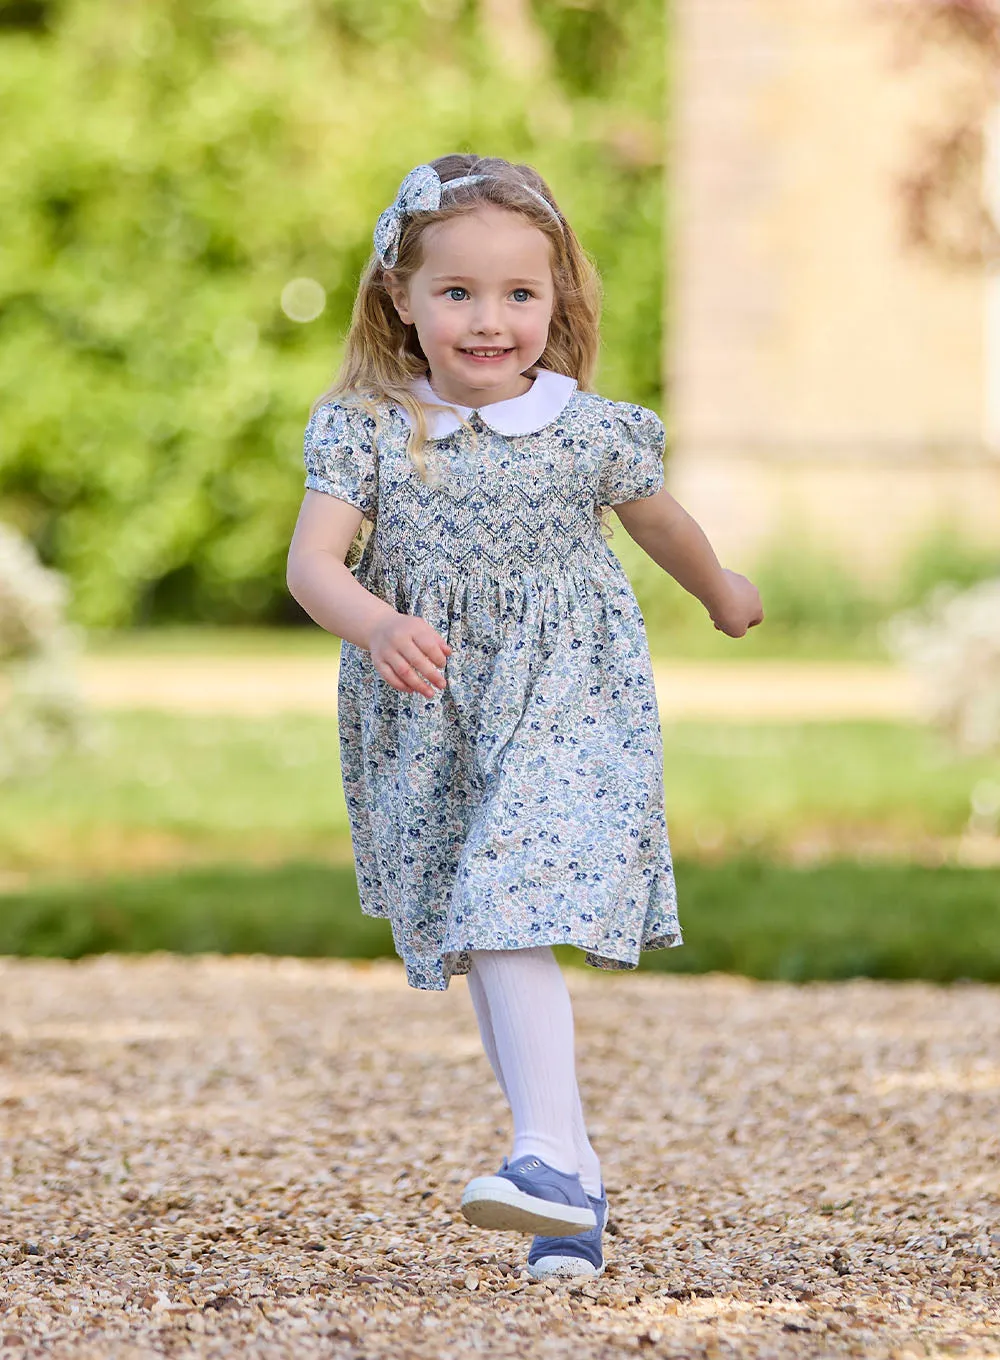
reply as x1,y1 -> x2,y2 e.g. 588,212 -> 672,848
373,164 -> 450,270
372,162 -> 559,269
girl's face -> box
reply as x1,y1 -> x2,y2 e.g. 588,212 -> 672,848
386,204 -> 556,408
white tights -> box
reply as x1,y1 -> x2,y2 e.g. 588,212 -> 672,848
466,946 -> 603,1200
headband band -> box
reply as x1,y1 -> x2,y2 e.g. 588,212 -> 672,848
373,163 -> 562,269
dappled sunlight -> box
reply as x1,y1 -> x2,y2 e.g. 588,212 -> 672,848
873,1067 -> 1000,1094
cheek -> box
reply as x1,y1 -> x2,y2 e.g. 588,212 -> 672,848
518,307 -> 552,342
417,307 -> 460,348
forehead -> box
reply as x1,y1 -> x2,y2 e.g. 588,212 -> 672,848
417,205 -> 553,280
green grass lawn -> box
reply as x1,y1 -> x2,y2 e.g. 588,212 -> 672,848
2,712 -> 994,881
1,710 -> 998,979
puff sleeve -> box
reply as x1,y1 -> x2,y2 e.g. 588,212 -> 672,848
596,403 -> 666,508
303,400 -> 378,523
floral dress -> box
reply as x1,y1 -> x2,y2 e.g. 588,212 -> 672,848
302,367 -> 683,991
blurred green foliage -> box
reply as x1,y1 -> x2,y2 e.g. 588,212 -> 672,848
0,0 -> 665,627
2,857 -> 997,982
612,517 -> 1000,660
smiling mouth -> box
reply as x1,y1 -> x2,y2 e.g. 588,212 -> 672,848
460,347 -> 513,358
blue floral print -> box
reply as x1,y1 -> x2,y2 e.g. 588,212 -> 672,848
302,382 -> 683,991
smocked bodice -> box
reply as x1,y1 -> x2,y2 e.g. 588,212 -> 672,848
304,388 -> 667,586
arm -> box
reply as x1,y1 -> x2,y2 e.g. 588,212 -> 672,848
614,487 -> 728,616
286,491 -> 396,650
286,490 -> 451,695
613,488 -> 763,637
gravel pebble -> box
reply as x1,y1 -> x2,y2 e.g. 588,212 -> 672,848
0,954 -> 997,1358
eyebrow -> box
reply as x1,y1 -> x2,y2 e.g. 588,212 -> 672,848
431,275 -> 547,286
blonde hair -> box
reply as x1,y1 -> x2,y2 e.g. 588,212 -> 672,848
312,153 -> 608,558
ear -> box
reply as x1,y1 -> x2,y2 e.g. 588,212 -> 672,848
383,272 -> 414,325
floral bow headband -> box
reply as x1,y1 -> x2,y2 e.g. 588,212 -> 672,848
373,163 -> 562,269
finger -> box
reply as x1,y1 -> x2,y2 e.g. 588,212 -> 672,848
390,651 -> 439,696
399,642 -> 447,688
409,616 -> 451,653
418,629 -> 452,664
413,637 -> 450,671
373,657 -> 407,692
383,656 -> 427,695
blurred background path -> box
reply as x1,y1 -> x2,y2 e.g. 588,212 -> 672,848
77,655 -> 924,721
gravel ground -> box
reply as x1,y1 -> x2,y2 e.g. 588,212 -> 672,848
0,955 -> 997,1359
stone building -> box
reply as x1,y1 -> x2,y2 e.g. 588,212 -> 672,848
667,0 -> 1000,585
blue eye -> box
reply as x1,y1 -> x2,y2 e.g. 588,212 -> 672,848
443,286 -> 534,302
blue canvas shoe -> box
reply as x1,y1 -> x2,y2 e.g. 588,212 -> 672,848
526,1187 -> 609,1279
460,1154 -> 598,1235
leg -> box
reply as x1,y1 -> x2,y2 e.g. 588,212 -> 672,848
466,961 -> 510,1102
468,948 -> 604,1196
466,946 -> 579,1176
570,1073 -> 604,1201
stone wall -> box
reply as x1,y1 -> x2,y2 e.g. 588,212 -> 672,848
667,0 -> 1000,582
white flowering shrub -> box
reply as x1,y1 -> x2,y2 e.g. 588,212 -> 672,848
0,522 -> 90,780
881,576 -> 1000,755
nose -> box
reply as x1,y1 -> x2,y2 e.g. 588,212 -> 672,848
470,299 -> 504,336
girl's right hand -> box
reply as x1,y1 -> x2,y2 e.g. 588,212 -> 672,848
709,569 -> 764,638
366,611 -> 453,697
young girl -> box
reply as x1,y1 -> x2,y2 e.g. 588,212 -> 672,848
286,154 -> 762,1281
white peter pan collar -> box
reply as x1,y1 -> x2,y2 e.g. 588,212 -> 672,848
397,367 -> 578,440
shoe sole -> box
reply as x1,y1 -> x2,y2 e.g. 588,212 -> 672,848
527,1254 -> 606,1280
526,1200 -> 610,1280
460,1177 -> 598,1235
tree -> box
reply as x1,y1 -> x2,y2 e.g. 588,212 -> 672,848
0,0 -> 666,627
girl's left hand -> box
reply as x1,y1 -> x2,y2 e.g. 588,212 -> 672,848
709,569 -> 764,638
